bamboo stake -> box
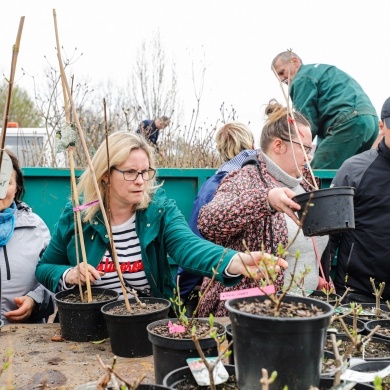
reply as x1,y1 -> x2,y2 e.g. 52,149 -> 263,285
52,9 -> 130,311
0,16 -> 24,169
53,9 -> 92,302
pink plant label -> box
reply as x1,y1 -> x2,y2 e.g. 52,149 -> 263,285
220,285 -> 275,300
168,320 -> 186,334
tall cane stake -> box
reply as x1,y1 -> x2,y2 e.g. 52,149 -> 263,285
53,9 -> 93,302
52,9 -> 131,311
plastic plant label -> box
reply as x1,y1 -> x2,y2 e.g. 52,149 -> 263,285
341,362 -> 390,382
220,285 -> 275,300
186,357 -> 229,386
0,153 -> 12,199
168,321 -> 185,334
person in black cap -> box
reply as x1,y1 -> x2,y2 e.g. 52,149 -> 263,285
327,96 -> 390,303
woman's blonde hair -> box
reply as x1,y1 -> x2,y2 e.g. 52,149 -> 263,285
77,131 -> 158,222
215,122 -> 254,162
260,99 -> 310,152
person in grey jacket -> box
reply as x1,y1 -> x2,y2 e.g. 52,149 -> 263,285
1,149 -> 53,324
330,96 -> 390,302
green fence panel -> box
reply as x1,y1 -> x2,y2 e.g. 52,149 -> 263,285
21,168 -> 337,233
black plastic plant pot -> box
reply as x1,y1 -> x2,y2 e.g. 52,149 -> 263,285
162,364 -> 236,388
147,318 -> 226,384
325,334 -> 390,361
327,315 -> 365,335
319,376 -> 374,389
101,297 -> 171,358
54,287 -> 119,342
365,319 -> 390,341
225,295 -> 333,390
293,186 -> 355,236
337,303 -> 390,323
308,290 -> 341,306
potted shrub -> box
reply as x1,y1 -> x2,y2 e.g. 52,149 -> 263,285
55,287 -> 119,342
101,295 -> 171,358
147,264 -> 229,384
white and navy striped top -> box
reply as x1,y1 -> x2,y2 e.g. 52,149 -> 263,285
95,215 -> 150,298
60,214 -> 151,298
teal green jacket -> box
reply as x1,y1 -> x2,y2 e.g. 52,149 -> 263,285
35,188 -> 239,300
290,64 -> 378,139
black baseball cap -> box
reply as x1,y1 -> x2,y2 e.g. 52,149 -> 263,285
381,97 -> 390,128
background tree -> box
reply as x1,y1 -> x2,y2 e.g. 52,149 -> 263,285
129,31 -> 180,125
0,81 -> 42,128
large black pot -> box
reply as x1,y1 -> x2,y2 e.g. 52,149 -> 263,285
226,295 -> 333,390
293,186 -> 355,236
325,334 -> 390,361
163,364 -> 235,388
55,287 -> 119,342
147,318 -> 226,384
337,303 -> 390,323
365,319 -> 390,341
101,297 -> 170,358
319,376 -> 374,389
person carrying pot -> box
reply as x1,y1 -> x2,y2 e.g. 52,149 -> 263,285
196,100 -> 330,317
330,96 -> 390,303
35,132 -> 288,301
1,149 -> 54,325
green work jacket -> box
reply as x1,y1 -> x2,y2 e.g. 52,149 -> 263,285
290,63 -> 377,139
35,188 -> 239,300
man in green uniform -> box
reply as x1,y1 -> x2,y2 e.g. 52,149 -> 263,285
271,51 -> 379,169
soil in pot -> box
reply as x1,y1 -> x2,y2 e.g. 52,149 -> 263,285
76,382 -> 171,390
325,334 -> 390,360
147,318 -> 226,384
337,303 -> 390,322
163,364 -> 237,390
328,316 -> 365,335
225,295 -> 333,390
365,320 -> 390,341
101,297 -> 171,358
293,186 -> 355,236
55,287 -> 119,342
308,290 -> 341,306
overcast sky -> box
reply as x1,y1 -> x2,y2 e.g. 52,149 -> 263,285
1,0 -> 390,145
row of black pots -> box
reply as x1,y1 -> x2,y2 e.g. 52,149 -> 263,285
55,288 -> 225,385
163,364 -> 375,389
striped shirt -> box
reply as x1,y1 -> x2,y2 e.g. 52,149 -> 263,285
95,215 -> 151,298
60,215 -> 151,298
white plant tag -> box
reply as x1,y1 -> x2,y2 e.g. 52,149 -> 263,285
186,357 -> 229,386
340,362 -> 390,382
0,153 -> 13,199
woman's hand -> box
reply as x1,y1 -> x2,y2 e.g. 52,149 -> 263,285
65,264 -> 105,285
4,296 -> 36,322
227,252 -> 288,278
268,187 -> 301,225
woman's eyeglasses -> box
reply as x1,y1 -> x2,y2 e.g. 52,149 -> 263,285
280,138 -> 313,154
111,167 -> 156,181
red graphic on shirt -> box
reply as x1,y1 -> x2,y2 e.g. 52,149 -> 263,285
97,258 -> 144,273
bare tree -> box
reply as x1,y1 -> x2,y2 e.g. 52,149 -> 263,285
129,31 -> 179,125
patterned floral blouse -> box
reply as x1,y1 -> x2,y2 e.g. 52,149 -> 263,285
197,152 -> 318,317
